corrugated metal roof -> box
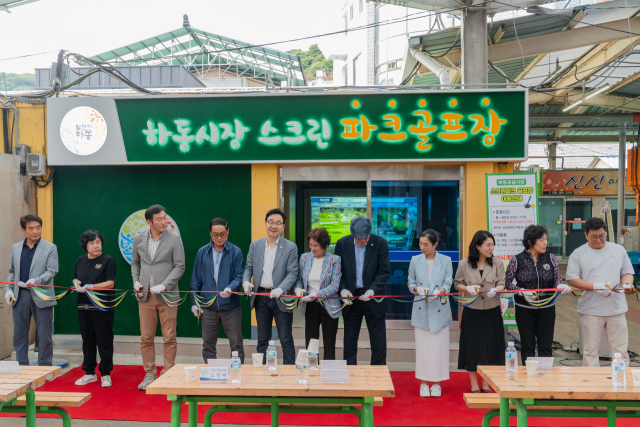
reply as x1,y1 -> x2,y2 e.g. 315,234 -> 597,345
33,65 -> 205,90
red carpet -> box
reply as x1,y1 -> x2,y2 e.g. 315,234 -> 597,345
1,365 -> 634,426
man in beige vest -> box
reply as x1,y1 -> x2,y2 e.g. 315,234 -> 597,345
131,205 -> 185,390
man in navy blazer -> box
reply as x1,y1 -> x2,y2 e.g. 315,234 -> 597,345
336,216 -> 390,365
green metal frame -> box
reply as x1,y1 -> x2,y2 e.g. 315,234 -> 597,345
166,394 -> 376,427
492,397 -> 640,427
0,389 -> 60,427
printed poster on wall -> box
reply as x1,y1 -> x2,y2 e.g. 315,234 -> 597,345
486,173 -> 538,325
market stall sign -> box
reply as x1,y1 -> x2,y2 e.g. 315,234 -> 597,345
542,170 -> 633,195
47,90 -> 527,165
486,172 -> 538,326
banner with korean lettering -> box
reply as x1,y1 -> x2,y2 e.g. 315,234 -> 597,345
486,173 -> 538,326
486,173 -> 538,263
542,170 -> 633,196
107,90 -> 526,163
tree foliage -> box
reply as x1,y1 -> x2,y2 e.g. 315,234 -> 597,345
287,44 -> 333,79
0,73 -> 35,91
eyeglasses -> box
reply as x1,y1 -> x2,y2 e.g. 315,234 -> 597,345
267,221 -> 284,226
211,232 -> 228,239
588,234 -> 607,241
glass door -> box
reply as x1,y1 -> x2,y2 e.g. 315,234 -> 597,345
538,198 -> 563,258
566,198 -> 592,256
371,181 -> 460,320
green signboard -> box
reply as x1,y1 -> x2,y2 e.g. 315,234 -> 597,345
113,90 -> 527,163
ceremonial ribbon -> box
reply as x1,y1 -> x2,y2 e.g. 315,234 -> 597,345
2,281 -> 638,315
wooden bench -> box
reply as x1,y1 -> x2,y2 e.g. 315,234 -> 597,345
2,391 -> 91,427
464,393 -> 640,427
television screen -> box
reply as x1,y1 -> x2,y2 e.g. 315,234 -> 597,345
372,197 -> 418,250
310,197 -> 367,252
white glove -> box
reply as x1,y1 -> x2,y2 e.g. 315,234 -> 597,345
416,287 -> 426,296
622,283 -> 634,290
341,289 -> 353,305
487,287 -> 497,298
73,279 -> 81,289
295,288 -> 303,297
76,284 -> 93,293
558,284 -> 572,294
243,281 -> 253,293
466,285 -> 478,296
150,284 -> 166,295
359,289 -> 374,302
269,288 -> 283,299
191,305 -> 201,317
18,281 -> 28,289
4,289 -> 13,305
219,287 -> 232,298
301,292 -> 316,302
427,290 -> 439,302
134,281 -> 142,291
26,279 -> 36,286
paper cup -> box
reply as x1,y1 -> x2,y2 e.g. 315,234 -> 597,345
632,369 -> 640,386
308,339 -> 320,354
252,353 -> 264,368
184,366 -> 197,382
526,360 -> 539,376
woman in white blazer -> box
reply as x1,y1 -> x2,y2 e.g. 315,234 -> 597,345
408,229 -> 453,398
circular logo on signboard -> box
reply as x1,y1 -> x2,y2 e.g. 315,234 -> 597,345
118,210 -> 181,264
59,106 -> 108,155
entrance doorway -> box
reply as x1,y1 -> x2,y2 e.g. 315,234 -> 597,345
281,165 -> 463,322
539,198 -> 563,257
566,199 -> 592,255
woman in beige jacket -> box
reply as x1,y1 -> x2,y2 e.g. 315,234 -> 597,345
454,230 -> 506,393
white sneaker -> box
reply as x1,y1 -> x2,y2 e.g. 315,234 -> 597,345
430,383 -> 442,397
75,374 -> 97,386
419,383 -> 430,397
101,375 -> 112,388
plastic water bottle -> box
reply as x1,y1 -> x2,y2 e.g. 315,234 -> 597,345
506,341 -> 518,372
230,351 -> 241,384
308,351 -> 319,371
266,340 -> 277,371
612,353 -> 626,386
297,350 -> 309,384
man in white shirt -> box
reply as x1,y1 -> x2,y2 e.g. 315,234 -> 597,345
242,209 -> 299,364
566,217 -> 635,367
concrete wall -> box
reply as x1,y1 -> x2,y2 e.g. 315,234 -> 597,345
0,154 -> 36,359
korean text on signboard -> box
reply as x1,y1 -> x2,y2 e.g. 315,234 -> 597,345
486,173 -> 538,263
112,90 -> 527,163
542,170 -> 632,196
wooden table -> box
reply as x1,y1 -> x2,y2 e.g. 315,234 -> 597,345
479,365 -> 640,427
146,364 -> 395,427
0,365 -> 61,427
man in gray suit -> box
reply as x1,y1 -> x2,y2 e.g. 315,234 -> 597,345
131,205 -> 186,390
4,215 -> 58,366
242,208 -> 298,364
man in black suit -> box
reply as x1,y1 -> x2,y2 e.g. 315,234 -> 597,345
335,216 -> 390,365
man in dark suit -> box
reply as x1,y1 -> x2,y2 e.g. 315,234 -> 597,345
335,216 -> 390,365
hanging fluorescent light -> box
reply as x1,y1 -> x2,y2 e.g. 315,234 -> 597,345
562,84 -> 611,112
585,83 -> 611,99
563,98 -> 583,112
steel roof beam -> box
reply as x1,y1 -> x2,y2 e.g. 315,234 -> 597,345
435,17 -> 640,66
529,90 -> 640,112
530,113 -> 640,122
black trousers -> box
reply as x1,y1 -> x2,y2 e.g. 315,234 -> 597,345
514,305 -> 556,366
78,309 -> 114,376
343,299 -> 387,365
304,300 -> 340,360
